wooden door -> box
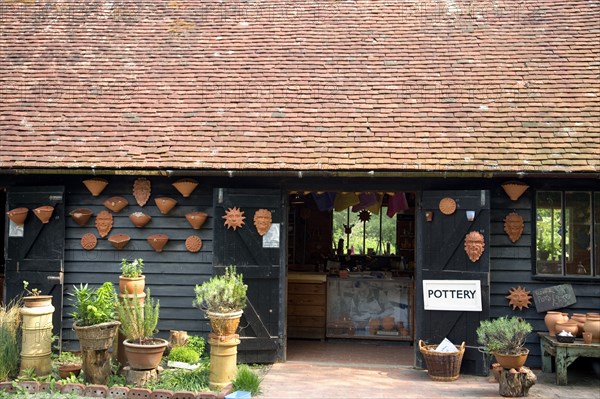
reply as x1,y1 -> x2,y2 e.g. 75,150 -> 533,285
416,190 -> 490,375
213,188 -> 284,363
4,186 -> 65,342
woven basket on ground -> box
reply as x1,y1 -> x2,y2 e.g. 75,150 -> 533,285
419,340 -> 466,382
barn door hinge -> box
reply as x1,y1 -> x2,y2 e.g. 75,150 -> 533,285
47,272 -> 63,285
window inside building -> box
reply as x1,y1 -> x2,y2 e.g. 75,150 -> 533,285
332,208 -> 398,256
535,191 -> 599,277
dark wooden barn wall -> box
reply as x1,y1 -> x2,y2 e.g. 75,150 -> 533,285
62,177 -> 214,350
489,185 -> 600,369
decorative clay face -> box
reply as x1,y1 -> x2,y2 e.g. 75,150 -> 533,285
95,210 -> 113,238
503,212 -> 524,243
223,207 -> 246,230
505,286 -> 532,310
133,178 -> 151,207
464,231 -> 485,262
253,209 -> 272,236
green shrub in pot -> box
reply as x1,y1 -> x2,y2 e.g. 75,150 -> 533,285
69,282 -> 117,327
476,316 -> 532,355
192,266 -> 247,314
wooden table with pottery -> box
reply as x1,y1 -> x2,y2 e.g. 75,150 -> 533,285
538,332 -> 600,385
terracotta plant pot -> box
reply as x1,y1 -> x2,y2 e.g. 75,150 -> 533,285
129,212 -> 152,228
554,321 -> 578,337
119,276 -> 145,296
493,348 -> 529,369
23,295 -> 53,308
6,207 -> 28,225
570,313 -> 587,337
544,311 -> 564,336
501,181 -> 529,201
103,196 -> 129,213
83,178 -> 108,196
155,197 -> 177,215
185,211 -> 208,230
123,338 -> 168,370
58,364 -> 81,379
147,234 -> 169,252
33,206 -> 54,224
108,234 -> 131,250
69,208 -> 93,227
584,315 -> 600,343
207,310 -> 243,336
172,178 -> 198,198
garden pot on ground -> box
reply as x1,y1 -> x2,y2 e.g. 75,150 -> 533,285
122,338 -> 168,370
494,348 -> 529,369
58,364 -> 81,379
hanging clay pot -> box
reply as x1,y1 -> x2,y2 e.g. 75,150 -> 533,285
69,208 -> 93,227
108,234 -> 131,250
501,181 -> 529,201
133,178 -> 151,207
103,196 -> 128,213
185,235 -> 203,253
172,178 -> 198,198
83,177 -> 108,196
129,212 -> 152,228
95,210 -> 113,238
33,206 -> 54,224
185,211 -> 208,230
155,197 -> 177,215
80,233 -> 97,251
147,234 -> 169,252
6,207 -> 28,225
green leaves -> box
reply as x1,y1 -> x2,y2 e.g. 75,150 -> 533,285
476,316 -> 533,355
116,289 -> 160,343
193,266 -> 247,313
120,258 -> 144,278
69,282 -> 117,326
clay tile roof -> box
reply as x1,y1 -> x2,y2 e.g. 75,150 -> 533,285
0,0 -> 598,174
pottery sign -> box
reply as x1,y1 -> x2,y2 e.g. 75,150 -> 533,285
423,280 -> 482,312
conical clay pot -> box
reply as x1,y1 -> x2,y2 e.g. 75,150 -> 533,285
129,212 -> 152,228
147,234 -> 169,252
155,197 -> 177,215
83,178 -> 108,196
501,181 -> 529,201
185,211 -> 208,230
6,207 -> 28,225
33,206 -> 54,224
69,208 -> 93,227
108,234 -> 131,250
103,196 -> 129,213
172,178 -> 198,197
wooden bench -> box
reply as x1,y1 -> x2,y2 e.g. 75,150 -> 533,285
538,332 -> 600,385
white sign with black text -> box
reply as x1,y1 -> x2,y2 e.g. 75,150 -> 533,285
423,280 -> 482,312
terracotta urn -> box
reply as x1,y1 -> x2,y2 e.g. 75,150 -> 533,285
103,196 -> 129,213
155,197 -> 177,215
544,311 -> 564,336
6,207 -> 28,225
570,313 -> 587,337
185,211 -> 208,230
83,177 -> 108,196
69,208 -> 93,227
172,178 -> 198,197
108,234 -> 131,250
554,321 -> 578,337
129,212 -> 152,228
147,234 -> 169,252
119,276 -> 145,296
33,206 -> 54,224
583,314 -> 600,343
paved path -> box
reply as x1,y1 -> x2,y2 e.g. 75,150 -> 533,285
255,360 -> 600,399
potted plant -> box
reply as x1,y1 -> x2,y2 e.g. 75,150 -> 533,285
69,282 -> 120,384
116,289 -> 168,370
119,258 -> 145,295
476,316 -> 533,369
193,266 -> 248,336
55,351 -> 82,379
22,280 -> 53,307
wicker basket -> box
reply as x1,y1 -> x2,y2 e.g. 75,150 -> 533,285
73,321 -> 121,351
419,340 -> 466,381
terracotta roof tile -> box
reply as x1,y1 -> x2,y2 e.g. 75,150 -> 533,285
0,0 -> 598,173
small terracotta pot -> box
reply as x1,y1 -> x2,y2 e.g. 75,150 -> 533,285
584,315 -> 600,343
185,211 -> 208,230
108,234 -> 131,250
494,348 -> 529,370
172,178 -> 198,197
583,332 -> 593,344
6,207 -> 28,225
155,197 -> 177,215
23,295 -> 53,308
129,212 -> 152,228
554,321 -> 578,337
103,196 -> 129,213
33,206 -> 54,224
83,177 -> 108,196
147,234 -> 169,252
69,208 -> 93,227
119,276 -> 145,295
58,364 -> 81,379
501,181 -> 529,201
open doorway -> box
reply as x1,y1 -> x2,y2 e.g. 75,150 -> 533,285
285,191 -> 416,366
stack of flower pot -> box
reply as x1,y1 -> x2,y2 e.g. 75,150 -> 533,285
20,294 -> 54,376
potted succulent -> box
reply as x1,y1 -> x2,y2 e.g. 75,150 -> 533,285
116,289 -> 168,370
193,266 -> 248,336
69,282 -> 120,384
119,258 -> 145,295
476,316 -> 533,369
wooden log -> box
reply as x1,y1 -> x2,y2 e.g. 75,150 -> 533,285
499,367 -> 537,397
81,349 -> 112,385
124,366 -> 160,387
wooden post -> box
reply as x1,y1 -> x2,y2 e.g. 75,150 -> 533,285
81,349 -> 113,385
498,367 -> 536,397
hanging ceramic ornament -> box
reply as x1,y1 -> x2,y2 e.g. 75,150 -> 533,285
223,207 -> 245,231
6,207 -> 28,225
503,212 -> 524,243
103,196 -> 128,213
439,197 -> 456,215
95,210 -> 113,238
464,231 -> 485,262
83,177 -> 108,196
172,178 -> 198,197
506,286 -> 532,310
501,181 -> 529,201
185,235 -> 203,253
80,233 -> 97,251
69,208 -> 93,227
133,178 -> 151,206
253,209 -> 272,236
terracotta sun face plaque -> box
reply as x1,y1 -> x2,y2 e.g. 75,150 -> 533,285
95,210 -> 113,238
503,212 -> 524,243
464,231 -> 485,262
506,286 -> 532,310
223,207 -> 245,231
253,209 -> 272,236
133,178 -> 151,206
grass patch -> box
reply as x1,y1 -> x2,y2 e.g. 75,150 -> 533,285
232,364 -> 262,395
0,301 -> 21,382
